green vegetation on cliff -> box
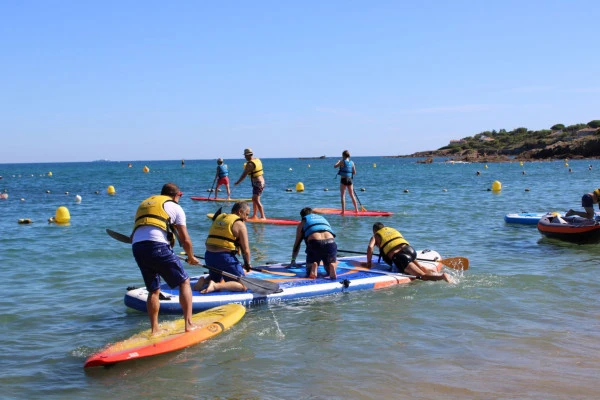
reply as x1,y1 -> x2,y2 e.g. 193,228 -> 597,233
412,120 -> 600,161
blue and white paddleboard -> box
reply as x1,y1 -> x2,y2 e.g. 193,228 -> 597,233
124,251 -> 443,313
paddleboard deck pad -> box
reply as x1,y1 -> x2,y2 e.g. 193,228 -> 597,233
313,208 -> 393,217
84,304 -> 245,368
124,251 -> 443,314
206,213 -> 299,225
191,197 -> 251,202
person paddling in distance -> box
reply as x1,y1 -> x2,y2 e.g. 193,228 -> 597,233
131,183 -> 200,335
366,222 -> 452,282
193,202 -> 252,293
290,207 -> 338,279
333,150 -> 359,215
214,158 -> 231,200
565,188 -> 600,219
234,148 -> 266,219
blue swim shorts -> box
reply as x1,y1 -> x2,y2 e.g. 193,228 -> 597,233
132,241 -> 189,292
204,251 -> 245,282
305,239 -> 337,275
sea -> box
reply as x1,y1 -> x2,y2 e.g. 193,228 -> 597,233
1,157 -> 599,400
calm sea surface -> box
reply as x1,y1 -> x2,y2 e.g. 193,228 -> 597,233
1,157 -> 599,399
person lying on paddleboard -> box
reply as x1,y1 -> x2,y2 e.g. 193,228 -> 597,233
333,149 -> 359,215
194,202 -> 252,293
565,188 -> 600,219
131,183 -> 200,335
290,207 -> 338,279
366,222 -> 452,283
234,148 -> 266,219
214,158 -> 231,200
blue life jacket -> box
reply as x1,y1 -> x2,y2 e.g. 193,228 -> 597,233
302,214 -> 335,240
218,164 -> 228,178
338,159 -> 353,177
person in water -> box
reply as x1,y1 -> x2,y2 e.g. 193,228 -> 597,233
194,202 -> 252,293
290,207 -> 338,279
234,148 -> 266,219
214,158 -> 231,200
333,150 -> 359,215
131,183 -> 200,335
565,188 -> 600,219
366,222 -> 452,282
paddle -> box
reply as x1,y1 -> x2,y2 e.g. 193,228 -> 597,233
335,264 -> 416,279
352,186 -> 367,212
106,229 -> 294,280
336,249 -> 469,271
207,175 -> 218,200
177,256 -> 281,295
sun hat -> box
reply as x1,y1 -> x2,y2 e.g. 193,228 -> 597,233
243,148 -> 253,156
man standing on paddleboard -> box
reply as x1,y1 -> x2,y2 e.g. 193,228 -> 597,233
290,207 -> 338,279
214,158 -> 231,200
366,222 -> 452,282
334,150 -> 359,215
131,183 -> 200,335
234,148 -> 266,219
194,202 -> 252,293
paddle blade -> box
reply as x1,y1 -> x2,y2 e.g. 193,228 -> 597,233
106,229 -> 132,244
440,257 -> 469,271
240,276 -> 282,295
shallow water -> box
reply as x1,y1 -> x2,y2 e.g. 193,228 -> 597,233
1,157 -> 599,399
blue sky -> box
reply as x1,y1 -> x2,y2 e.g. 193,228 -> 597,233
1,0 -> 599,163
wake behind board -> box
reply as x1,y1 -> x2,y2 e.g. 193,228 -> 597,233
206,213 -> 299,225
191,196 -> 251,202
84,304 -> 245,368
124,251 -> 443,314
313,207 -> 393,217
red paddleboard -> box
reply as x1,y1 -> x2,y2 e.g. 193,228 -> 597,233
207,213 -> 299,225
312,208 -> 393,217
191,196 -> 251,202
84,304 -> 245,368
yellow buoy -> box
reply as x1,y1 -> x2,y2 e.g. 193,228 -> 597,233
373,163 -> 376,168
107,185 -> 116,195
55,206 -> 70,224
492,180 -> 502,192
48,171 -> 53,176
519,161 -> 523,166
143,166 -> 150,173
484,165 -> 488,169
296,182 -> 305,192
564,163 -> 569,167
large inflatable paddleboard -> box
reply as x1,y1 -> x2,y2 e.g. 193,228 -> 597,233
313,208 -> 393,217
191,196 -> 251,202
84,304 -> 245,368
124,251 -> 443,314
206,213 -> 299,225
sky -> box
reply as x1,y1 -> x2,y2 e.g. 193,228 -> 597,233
1,0 -> 599,163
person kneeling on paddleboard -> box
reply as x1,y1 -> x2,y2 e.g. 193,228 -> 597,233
194,202 -> 253,293
290,207 -> 338,279
366,222 -> 452,283
565,188 -> 600,220
131,183 -> 200,335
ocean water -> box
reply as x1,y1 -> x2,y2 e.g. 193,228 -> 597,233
1,157 -> 599,400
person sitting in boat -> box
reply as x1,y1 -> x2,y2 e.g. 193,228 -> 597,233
290,207 -> 338,279
194,202 -> 252,294
565,188 -> 600,219
214,158 -> 231,200
366,222 -> 452,282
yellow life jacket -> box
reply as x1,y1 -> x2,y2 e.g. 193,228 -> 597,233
206,213 -> 241,251
133,195 -> 176,246
249,158 -> 264,178
376,227 -> 409,256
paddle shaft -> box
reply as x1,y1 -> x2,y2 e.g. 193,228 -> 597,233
208,175 -> 218,200
336,264 -> 416,279
336,249 -> 469,270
